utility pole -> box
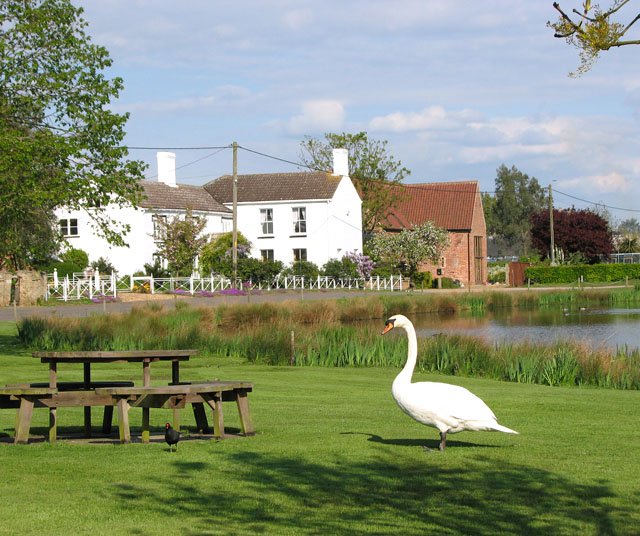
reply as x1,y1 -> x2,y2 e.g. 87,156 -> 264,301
232,141 -> 238,287
549,183 -> 555,265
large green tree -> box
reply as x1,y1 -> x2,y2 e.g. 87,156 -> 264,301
0,0 -> 145,270
298,132 -> 410,234
484,165 -> 548,257
549,1 -> 640,76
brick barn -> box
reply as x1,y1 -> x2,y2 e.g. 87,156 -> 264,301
381,181 -> 487,286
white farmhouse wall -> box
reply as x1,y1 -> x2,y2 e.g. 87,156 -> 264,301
234,176 -> 362,268
55,205 -> 228,274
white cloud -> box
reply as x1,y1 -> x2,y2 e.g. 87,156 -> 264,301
282,100 -> 346,135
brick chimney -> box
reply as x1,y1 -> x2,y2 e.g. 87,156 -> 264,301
332,148 -> 349,177
157,151 -> 177,187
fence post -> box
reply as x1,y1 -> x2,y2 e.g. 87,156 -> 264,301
150,275 -> 154,294
190,276 -> 194,296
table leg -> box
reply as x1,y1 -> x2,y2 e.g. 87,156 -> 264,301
173,408 -> 180,432
192,403 -> 209,434
84,363 -> 91,438
142,408 -> 150,443
171,361 -> 180,384
49,362 -> 57,443
116,398 -> 131,443
102,406 -> 113,435
236,389 -> 254,436
15,397 -> 35,444
142,359 -> 150,386
203,393 -> 224,438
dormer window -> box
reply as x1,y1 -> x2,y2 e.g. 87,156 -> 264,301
292,207 -> 306,234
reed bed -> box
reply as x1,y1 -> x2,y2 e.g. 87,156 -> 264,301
17,290 -> 640,390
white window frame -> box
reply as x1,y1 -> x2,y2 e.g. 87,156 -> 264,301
293,248 -> 307,262
152,215 -> 167,241
260,208 -> 274,235
59,218 -> 78,237
261,249 -> 274,262
292,207 -> 306,234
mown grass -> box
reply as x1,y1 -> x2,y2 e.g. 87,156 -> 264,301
18,293 -> 640,390
1,321 -> 639,535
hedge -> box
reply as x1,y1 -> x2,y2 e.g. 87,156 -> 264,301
525,263 -> 640,284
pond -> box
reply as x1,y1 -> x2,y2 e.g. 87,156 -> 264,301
407,306 -> 640,351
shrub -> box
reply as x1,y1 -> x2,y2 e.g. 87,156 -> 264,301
525,263 -> 640,284
44,260 -> 81,278
61,248 -> 89,269
90,256 -> 115,274
282,261 -> 320,279
322,258 -> 358,279
411,271 -> 432,287
433,277 -> 458,289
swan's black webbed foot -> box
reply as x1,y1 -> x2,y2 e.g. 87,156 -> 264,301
439,431 -> 447,451
422,445 -> 436,453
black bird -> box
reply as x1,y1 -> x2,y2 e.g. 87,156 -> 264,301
165,423 -> 180,452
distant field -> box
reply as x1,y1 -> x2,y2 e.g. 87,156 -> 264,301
1,322 -> 639,535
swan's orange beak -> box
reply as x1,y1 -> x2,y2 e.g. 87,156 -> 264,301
381,320 -> 395,335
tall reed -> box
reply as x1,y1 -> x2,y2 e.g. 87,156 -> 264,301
16,292 -> 640,390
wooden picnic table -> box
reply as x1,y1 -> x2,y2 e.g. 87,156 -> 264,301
2,350 -> 254,444
32,350 -> 199,440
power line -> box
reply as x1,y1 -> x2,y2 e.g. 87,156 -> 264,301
553,188 -> 640,214
126,145 -> 231,150
126,142 -> 640,215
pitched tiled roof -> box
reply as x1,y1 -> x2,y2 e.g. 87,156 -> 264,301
139,181 -> 231,213
381,181 -> 479,231
204,171 -> 342,203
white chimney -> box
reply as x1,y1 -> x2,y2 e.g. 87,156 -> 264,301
157,151 -> 177,187
332,148 -> 349,176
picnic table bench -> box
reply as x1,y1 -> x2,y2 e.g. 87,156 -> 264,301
1,351 -> 255,444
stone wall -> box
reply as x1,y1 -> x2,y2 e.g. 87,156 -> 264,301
0,272 -> 13,306
15,270 -> 46,305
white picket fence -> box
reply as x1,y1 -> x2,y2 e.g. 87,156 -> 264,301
46,270 -> 407,302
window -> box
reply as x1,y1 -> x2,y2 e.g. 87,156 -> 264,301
260,208 -> 273,235
292,207 -> 306,234
293,248 -> 307,262
261,249 -> 274,262
59,219 -> 78,237
152,215 -> 167,241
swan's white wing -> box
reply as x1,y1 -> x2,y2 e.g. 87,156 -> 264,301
396,381 -> 498,429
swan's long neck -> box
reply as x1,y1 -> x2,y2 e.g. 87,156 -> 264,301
395,322 -> 418,386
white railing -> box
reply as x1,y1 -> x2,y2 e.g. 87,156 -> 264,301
46,270 -> 407,301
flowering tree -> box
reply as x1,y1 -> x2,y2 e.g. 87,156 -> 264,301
155,209 -> 209,275
343,250 -> 375,278
368,222 -> 450,277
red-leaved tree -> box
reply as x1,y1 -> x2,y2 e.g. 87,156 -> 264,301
529,208 -> 613,263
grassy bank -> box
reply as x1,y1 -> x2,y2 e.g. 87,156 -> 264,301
17,291 -> 640,390
1,320 -> 639,535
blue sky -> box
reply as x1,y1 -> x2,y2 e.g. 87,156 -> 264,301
79,1 -> 640,224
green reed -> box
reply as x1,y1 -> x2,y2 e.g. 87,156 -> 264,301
16,290 -> 640,390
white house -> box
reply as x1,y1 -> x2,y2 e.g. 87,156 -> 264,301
203,149 -> 362,267
55,149 -> 362,273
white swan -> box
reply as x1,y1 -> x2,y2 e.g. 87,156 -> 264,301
382,314 -> 518,451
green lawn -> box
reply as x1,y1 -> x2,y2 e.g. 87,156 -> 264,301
1,321 -> 639,535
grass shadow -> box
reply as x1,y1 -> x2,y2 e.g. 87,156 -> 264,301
104,449 -> 626,535
342,431 -> 504,449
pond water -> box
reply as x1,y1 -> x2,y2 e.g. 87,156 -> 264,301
405,306 -> 640,351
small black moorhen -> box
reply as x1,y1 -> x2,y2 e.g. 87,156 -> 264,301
165,423 -> 180,452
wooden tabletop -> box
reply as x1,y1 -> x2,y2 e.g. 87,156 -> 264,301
33,350 -> 198,362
